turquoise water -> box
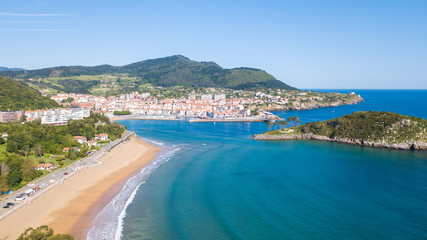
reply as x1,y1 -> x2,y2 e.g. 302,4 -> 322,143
116,90 -> 427,240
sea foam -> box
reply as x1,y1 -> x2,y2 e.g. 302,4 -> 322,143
87,139 -> 184,240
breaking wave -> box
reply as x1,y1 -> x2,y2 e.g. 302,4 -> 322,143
86,139 -> 184,240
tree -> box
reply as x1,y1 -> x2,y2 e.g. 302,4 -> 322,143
6,140 -> 17,153
0,177 -> 9,193
6,170 -> 22,187
275,120 -> 288,129
60,97 -> 74,104
68,149 -> 78,160
47,234 -> 74,240
17,225 -> 74,240
0,162 -> 10,176
34,143 -> 44,157
287,116 -> 301,127
21,159 -> 36,182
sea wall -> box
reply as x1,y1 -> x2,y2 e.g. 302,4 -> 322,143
253,133 -> 427,150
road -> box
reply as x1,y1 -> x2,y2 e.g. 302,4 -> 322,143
0,130 -> 134,220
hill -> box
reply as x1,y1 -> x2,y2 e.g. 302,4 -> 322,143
0,55 -> 295,91
254,111 -> 427,150
0,66 -> 25,72
0,77 -> 59,111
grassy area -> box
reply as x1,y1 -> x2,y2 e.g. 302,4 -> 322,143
0,144 -> 7,161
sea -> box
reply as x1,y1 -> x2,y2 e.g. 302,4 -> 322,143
87,90 -> 427,240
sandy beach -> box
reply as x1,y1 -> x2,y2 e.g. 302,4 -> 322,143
0,138 -> 161,240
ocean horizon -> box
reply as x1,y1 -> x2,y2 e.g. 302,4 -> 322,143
89,89 -> 427,240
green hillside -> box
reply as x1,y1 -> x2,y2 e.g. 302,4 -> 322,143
256,111 -> 427,149
297,111 -> 427,142
0,77 -> 59,111
0,55 -> 295,90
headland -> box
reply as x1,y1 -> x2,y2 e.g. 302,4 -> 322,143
254,111 -> 427,150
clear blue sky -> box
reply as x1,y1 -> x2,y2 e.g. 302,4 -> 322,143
1,0 -> 426,89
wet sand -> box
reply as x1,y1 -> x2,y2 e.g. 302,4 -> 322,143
0,138 -> 161,240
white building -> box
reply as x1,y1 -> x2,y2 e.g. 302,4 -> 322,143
26,108 -> 90,125
200,94 -> 213,100
214,94 -> 226,100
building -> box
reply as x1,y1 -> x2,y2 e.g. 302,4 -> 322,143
35,163 -> 54,171
73,136 -> 88,144
214,94 -> 226,100
0,111 -> 23,123
87,140 -> 97,147
95,133 -> 108,141
25,108 -> 90,125
200,94 -> 213,100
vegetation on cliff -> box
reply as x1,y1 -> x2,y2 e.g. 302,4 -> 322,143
258,111 -> 427,149
0,55 -> 295,91
0,77 -> 59,111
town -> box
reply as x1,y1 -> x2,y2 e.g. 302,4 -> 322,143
0,88 -> 363,124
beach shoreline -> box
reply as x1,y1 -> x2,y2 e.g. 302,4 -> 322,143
0,137 -> 161,240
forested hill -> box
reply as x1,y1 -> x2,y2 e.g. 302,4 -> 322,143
0,66 -> 25,72
0,77 -> 59,111
0,55 -> 295,90
254,111 -> 427,150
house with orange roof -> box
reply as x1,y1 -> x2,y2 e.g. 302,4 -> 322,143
73,136 -> 87,144
35,163 -> 54,171
88,140 -> 97,147
95,133 -> 108,141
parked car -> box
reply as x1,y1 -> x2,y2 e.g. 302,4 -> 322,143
15,193 -> 28,201
39,183 -> 48,188
64,172 -> 69,175
3,205 -> 9,208
6,202 -> 14,206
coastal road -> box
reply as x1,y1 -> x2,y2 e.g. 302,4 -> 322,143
0,131 -> 134,220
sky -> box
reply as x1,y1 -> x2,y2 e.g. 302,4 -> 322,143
0,0 -> 426,89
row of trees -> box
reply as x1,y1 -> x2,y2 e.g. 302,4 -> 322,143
113,110 -> 132,115
267,116 -> 302,130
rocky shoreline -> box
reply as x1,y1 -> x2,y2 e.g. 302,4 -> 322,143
259,98 -> 364,112
253,133 -> 427,150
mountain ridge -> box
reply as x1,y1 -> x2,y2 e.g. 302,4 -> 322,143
0,55 -> 295,90
0,66 -> 25,72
